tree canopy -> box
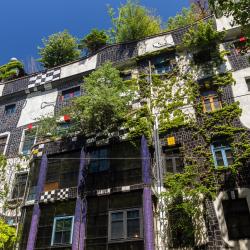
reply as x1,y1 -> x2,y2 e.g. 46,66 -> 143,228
79,29 -> 108,55
0,219 -> 17,249
165,4 -> 199,31
209,0 -> 250,27
108,0 -> 161,43
38,30 -> 80,68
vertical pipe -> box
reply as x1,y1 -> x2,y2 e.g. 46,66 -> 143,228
141,136 -> 154,250
26,154 -> 48,250
72,148 -> 86,250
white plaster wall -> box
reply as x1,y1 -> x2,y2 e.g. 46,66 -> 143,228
216,16 -> 240,32
0,83 -> 4,96
231,68 -> 250,129
137,34 -> 174,56
60,55 -> 97,79
214,188 -> 250,250
17,89 -> 58,127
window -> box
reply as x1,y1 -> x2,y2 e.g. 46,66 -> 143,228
109,209 -> 142,241
211,142 -> 233,167
89,148 -> 109,173
163,147 -> 184,173
21,129 -> 36,155
61,86 -> 80,101
0,135 -> 8,155
202,90 -> 222,112
5,104 -> 16,115
222,198 -> 250,240
11,172 -> 28,199
154,57 -> 173,74
245,78 -> 250,91
120,72 -> 132,81
193,49 -> 212,64
51,216 -> 74,246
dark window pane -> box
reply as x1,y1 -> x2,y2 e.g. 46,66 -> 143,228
0,136 -> 8,154
127,210 -> 139,219
213,97 -> 221,110
222,199 -> 250,240
5,104 -> 16,115
215,151 -> 224,166
225,149 -> 233,165
204,98 -> 212,112
111,212 -> 123,221
111,221 -> 123,239
54,232 -> 62,244
127,219 -> 140,238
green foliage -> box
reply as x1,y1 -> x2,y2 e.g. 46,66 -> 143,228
79,29 -> 108,54
0,60 -> 24,82
38,30 -> 80,68
0,219 -> 17,249
37,62 -> 133,138
165,4 -> 199,31
209,0 -> 250,27
182,21 -> 223,51
0,155 -> 8,200
108,0 -> 161,43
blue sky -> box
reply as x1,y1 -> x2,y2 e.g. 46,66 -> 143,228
0,0 -> 189,68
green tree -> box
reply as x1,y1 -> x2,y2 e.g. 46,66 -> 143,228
38,30 -> 80,68
37,62 -> 133,138
108,0 -> 161,43
165,4 -> 199,31
79,29 -> 108,55
209,0 -> 250,27
0,219 -> 17,250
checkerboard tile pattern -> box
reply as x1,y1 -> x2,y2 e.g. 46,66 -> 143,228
40,188 -> 70,203
28,69 -> 61,88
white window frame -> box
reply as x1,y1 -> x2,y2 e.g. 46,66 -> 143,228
51,216 -> 74,246
108,208 -> 143,242
0,132 -> 10,155
19,128 -> 37,155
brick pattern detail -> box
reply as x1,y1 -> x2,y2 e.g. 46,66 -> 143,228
224,41 -> 250,71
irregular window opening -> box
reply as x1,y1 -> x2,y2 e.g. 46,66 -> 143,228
109,208 -> 142,241
211,141 -> 233,167
245,77 -> 250,91
193,49 -> 211,64
5,104 -> 16,115
153,56 -> 174,74
163,146 -> 184,174
60,86 -> 81,101
51,216 -> 74,246
222,198 -> 250,240
201,90 -> 222,112
11,172 -> 28,199
0,135 -> 8,154
21,129 -> 36,155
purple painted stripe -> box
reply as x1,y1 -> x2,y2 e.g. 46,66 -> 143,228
141,136 -> 151,185
143,187 -> 154,250
26,154 -> 48,250
35,154 -> 48,201
26,203 -> 41,250
72,148 -> 87,250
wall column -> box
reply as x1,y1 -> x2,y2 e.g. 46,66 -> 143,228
72,148 -> 87,250
26,154 -> 48,250
141,136 -> 155,250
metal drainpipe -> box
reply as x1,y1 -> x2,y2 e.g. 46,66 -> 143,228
26,154 -> 48,250
148,60 -> 165,250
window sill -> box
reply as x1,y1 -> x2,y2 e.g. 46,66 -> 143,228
108,238 -> 143,244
